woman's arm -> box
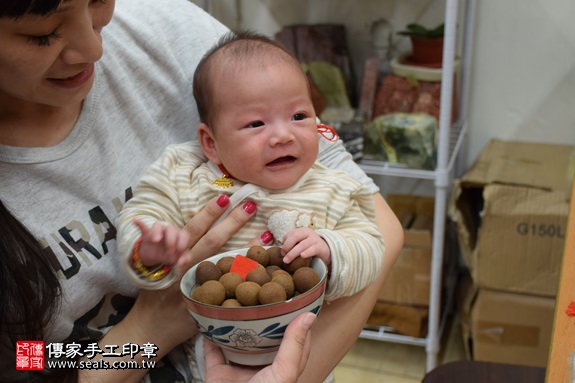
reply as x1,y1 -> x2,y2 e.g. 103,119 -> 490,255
77,282 -> 194,383
315,189 -> 386,301
298,192 -> 404,382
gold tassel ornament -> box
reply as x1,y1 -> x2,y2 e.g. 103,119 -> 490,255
212,164 -> 234,188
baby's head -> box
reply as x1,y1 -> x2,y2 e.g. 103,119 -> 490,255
194,31 -> 319,191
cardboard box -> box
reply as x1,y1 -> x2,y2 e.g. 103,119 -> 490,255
455,272 -> 477,360
469,288 -> 555,368
378,194 -> 434,306
366,302 -> 429,338
367,195 -> 435,338
450,139 -> 573,296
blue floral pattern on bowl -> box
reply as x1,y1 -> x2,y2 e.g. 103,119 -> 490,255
194,305 -> 322,351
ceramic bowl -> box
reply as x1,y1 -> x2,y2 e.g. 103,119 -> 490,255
180,247 -> 327,366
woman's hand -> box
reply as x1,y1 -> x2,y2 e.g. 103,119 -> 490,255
178,196 -> 261,271
204,312 -> 316,383
78,196 -> 261,383
130,194 -> 261,343
132,195 -> 261,347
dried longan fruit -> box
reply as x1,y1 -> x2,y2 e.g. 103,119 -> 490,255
222,299 -> 243,307
246,245 -> 269,266
284,256 -> 311,274
265,265 -> 281,278
271,269 -> 290,279
192,280 -> 226,306
216,256 -> 235,274
246,268 -> 271,286
235,281 -> 261,306
266,246 -> 284,268
258,281 -> 287,305
293,267 -> 319,293
272,273 -> 295,299
196,261 -> 222,285
219,272 -> 243,299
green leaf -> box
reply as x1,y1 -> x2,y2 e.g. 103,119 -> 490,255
429,23 -> 445,38
407,24 -> 429,34
397,22 -> 444,38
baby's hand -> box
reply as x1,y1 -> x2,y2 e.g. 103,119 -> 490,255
281,228 -> 330,266
133,218 -> 190,267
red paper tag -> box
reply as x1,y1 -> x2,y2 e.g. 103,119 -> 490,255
229,254 -> 259,280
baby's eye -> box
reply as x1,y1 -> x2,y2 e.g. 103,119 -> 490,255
291,113 -> 307,121
246,121 -> 265,128
27,31 -> 62,47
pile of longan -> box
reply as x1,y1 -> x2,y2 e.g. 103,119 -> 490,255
191,245 -> 320,307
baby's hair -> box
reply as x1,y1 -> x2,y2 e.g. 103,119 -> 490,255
193,30 -> 306,126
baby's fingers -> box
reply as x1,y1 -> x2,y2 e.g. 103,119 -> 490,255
147,221 -> 167,243
132,218 -> 150,236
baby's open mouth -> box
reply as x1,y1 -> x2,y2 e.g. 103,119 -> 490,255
267,156 -> 296,166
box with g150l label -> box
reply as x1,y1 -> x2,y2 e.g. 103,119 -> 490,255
449,139 -> 573,297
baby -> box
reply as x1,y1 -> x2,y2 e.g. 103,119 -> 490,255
117,31 -> 386,302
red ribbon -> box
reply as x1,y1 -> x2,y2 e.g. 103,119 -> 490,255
317,124 -> 339,142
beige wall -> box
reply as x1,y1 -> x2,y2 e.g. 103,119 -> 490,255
468,0 -> 575,165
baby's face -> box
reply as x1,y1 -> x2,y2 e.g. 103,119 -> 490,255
208,58 -> 318,191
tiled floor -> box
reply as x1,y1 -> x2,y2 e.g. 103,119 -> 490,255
333,314 -> 467,383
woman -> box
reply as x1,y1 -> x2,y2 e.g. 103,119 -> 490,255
0,0 -> 403,382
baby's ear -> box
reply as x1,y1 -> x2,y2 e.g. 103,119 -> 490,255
197,123 -> 221,165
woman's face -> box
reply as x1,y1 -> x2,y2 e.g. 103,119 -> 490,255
0,0 -> 115,108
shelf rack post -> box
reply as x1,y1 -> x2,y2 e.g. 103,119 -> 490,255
425,0 -> 459,371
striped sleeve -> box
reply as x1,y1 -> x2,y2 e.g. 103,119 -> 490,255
116,142 -> 205,289
316,181 -> 386,301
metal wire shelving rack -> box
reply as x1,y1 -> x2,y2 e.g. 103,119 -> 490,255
357,0 -> 476,372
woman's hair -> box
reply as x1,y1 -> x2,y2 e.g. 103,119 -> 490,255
1,2 -> 68,375
0,0 -> 62,18
0,201 -> 76,382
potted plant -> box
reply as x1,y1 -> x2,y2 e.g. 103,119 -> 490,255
397,23 -> 444,67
